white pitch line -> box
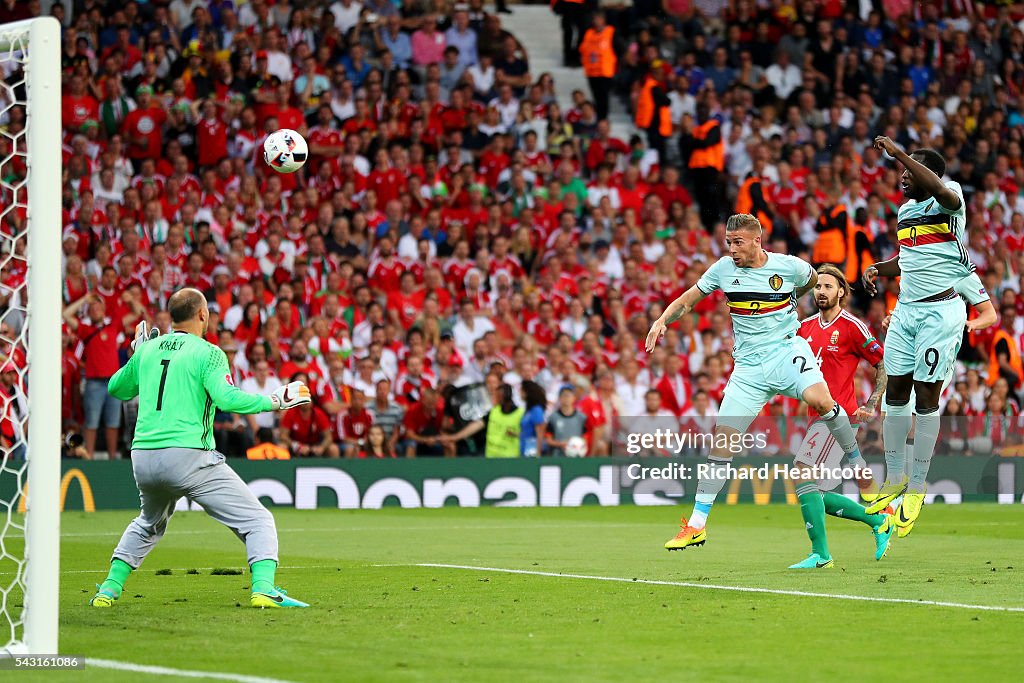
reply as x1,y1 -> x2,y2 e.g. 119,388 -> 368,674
60,522 -> 663,538
417,563 -> 1024,613
87,657 -> 298,683
0,565 -> 332,577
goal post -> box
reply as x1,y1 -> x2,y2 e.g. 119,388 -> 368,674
0,16 -> 62,656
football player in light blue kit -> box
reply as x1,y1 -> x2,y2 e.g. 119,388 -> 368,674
871,271 -> 996,536
863,137 -> 975,536
647,213 -> 877,569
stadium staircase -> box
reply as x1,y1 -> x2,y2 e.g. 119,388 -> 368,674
500,4 -> 634,142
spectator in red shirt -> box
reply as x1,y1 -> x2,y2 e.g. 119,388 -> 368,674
270,83 -> 307,134
62,74 -> 99,133
0,361 -> 26,459
387,271 -> 424,330
339,389 -> 374,457
62,291 -> 144,459
196,100 -> 229,169
280,400 -> 340,458
279,339 -> 323,388
403,386 -> 448,457
367,237 -> 406,296
367,149 -> 405,206
121,85 -> 167,161
61,325 -> 84,426
652,166 -> 693,209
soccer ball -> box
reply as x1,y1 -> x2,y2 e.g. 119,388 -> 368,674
263,129 -> 308,173
564,436 -> 588,458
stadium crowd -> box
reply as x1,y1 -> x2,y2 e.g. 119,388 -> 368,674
16,0 -> 1024,459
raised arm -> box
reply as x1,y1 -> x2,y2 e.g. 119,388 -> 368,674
874,136 -> 961,211
645,285 -> 708,353
62,294 -> 95,331
120,292 -> 146,332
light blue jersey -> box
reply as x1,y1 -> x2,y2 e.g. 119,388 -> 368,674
896,180 -> 974,301
697,252 -> 814,363
955,271 -> 990,307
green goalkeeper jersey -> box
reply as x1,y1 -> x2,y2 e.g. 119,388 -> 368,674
108,331 -> 274,450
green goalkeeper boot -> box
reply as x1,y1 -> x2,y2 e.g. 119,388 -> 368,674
251,586 -> 310,609
89,584 -> 120,607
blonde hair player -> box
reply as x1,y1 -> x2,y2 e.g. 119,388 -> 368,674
646,214 -> 879,569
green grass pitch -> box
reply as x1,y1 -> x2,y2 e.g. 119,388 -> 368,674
17,504 -> 1024,682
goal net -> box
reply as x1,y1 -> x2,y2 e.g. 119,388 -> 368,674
0,17 -> 62,656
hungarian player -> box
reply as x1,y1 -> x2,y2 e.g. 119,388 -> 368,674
863,138 -> 975,536
646,214 -> 865,569
90,288 -> 313,609
795,265 -> 894,560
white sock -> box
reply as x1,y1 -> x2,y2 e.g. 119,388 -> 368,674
689,458 -> 730,529
821,403 -> 859,455
883,400 -> 913,486
909,409 -> 940,492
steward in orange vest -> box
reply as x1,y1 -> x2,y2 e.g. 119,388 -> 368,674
579,13 -> 616,120
247,441 -> 291,460
684,102 -> 725,229
735,172 -> 773,235
580,21 -> 616,78
813,201 -> 850,267
844,209 -> 875,285
247,428 -> 290,460
687,119 -> 724,172
635,71 -> 672,161
988,317 -> 1023,389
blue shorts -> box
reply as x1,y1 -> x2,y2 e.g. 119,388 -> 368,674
718,336 -> 825,433
83,378 -> 122,429
884,297 -> 967,383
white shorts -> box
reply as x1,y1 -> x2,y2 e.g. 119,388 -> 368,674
793,421 -> 861,491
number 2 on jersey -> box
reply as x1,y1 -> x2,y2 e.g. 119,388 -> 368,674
156,359 -> 170,411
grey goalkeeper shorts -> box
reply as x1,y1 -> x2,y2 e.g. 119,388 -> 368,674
112,448 -> 278,568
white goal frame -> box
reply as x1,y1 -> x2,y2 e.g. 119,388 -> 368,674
0,16 -> 62,655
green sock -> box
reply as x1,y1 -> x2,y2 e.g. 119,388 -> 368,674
100,558 -> 133,596
797,486 -> 830,559
250,559 -> 277,594
823,491 -> 886,529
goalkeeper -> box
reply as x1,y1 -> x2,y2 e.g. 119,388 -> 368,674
90,289 -> 312,609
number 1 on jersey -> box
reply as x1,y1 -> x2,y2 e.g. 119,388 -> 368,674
157,359 -> 170,411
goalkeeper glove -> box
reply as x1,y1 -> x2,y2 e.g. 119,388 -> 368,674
131,320 -> 161,351
270,381 -> 312,410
